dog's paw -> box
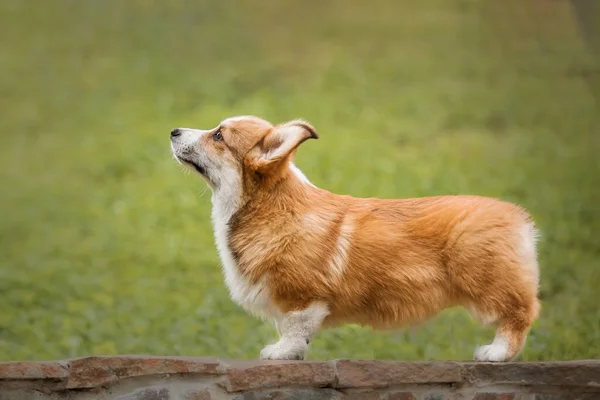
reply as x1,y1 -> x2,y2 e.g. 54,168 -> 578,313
259,338 -> 308,360
474,343 -> 508,362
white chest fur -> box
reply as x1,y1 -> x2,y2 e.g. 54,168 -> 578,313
209,162 -> 313,319
210,190 -> 278,319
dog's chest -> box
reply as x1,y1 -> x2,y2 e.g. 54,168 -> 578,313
211,201 -> 278,318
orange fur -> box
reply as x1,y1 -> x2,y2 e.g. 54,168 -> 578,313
170,116 -> 541,361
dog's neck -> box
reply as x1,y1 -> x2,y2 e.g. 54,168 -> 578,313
211,162 -> 315,224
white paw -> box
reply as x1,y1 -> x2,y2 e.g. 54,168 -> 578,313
474,343 -> 509,362
259,338 -> 308,360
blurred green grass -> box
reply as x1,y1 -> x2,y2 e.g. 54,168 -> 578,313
0,0 -> 598,361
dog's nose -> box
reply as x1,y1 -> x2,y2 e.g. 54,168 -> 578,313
170,128 -> 182,138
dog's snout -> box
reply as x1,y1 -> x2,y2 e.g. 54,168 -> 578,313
170,128 -> 182,138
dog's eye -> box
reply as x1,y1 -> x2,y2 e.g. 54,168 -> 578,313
212,130 -> 223,142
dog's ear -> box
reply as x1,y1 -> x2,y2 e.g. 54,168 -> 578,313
247,120 -> 318,173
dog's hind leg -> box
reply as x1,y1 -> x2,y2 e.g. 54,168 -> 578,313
452,222 -> 541,361
473,299 -> 539,361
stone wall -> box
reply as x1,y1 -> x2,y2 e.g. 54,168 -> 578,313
0,356 -> 598,399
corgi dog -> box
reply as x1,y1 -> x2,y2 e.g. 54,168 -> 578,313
170,116 -> 540,362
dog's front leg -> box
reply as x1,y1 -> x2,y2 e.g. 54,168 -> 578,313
260,302 -> 329,360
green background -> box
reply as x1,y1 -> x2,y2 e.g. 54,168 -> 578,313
1,0 -> 598,361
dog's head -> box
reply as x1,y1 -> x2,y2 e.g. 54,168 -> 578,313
170,116 -> 318,196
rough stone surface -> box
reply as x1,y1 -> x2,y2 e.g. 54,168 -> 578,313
222,360 -> 336,392
0,357 -> 599,400
183,389 -> 212,400
67,356 -> 222,389
463,361 -> 600,387
423,393 -> 446,400
336,360 -> 462,388
533,394 -> 600,400
116,387 -> 170,400
388,392 -> 417,400
343,390 -> 382,399
0,361 -> 68,380
233,388 -> 342,400
473,393 -> 517,400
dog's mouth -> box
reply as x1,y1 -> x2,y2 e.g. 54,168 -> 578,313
178,156 -> 207,176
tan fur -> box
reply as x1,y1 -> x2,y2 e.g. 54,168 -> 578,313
170,116 -> 541,361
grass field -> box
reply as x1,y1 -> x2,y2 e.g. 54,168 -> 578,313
0,0 -> 598,362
